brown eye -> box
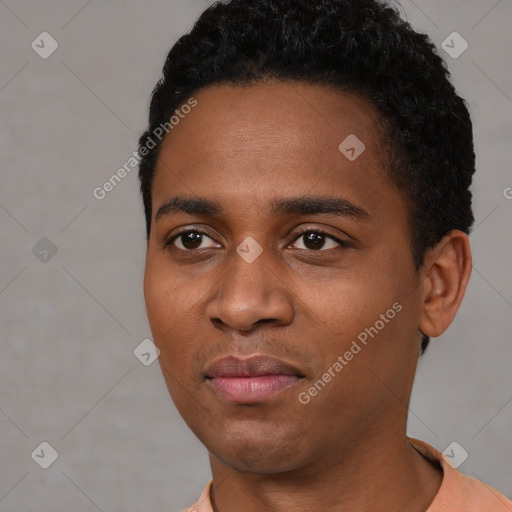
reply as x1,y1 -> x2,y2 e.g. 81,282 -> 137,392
291,230 -> 350,251
166,230 -> 219,251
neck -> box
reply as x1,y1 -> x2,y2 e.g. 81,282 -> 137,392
208,417 -> 443,512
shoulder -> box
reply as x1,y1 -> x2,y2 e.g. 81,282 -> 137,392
432,470 -> 512,511
408,437 -> 512,512
182,480 -> 213,512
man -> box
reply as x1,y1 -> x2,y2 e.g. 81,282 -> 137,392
137,0 -> 512,510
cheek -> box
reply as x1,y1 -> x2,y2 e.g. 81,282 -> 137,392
297,261 -> 399,341
143,260 -> 197,364
144,252 -> 198,324
143,264 -> 205,415
144,267 -> 174,334
295,248 -> 417,382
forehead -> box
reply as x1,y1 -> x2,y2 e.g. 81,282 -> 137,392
158,80 -> 385,166
152,81 -> 405,227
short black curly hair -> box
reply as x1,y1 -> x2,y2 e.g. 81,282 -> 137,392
138,0 -> 476,355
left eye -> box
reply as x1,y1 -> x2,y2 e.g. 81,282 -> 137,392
290,230 -> 347,251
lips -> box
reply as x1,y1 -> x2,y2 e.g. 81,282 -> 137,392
204,355 -> 304,404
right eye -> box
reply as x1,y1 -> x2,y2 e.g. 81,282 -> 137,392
165,229 -> 221,251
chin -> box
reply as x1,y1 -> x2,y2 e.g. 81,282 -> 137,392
212,447 -> 302,475
203,423 -> 308,474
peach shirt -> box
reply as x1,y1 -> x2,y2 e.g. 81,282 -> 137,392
183,437 -> 512,511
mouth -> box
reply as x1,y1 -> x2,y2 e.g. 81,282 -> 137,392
204,354 -> 305,404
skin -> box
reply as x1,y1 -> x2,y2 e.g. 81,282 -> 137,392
143,81 -> 472,511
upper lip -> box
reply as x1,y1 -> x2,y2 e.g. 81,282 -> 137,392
204,354 -> 304,378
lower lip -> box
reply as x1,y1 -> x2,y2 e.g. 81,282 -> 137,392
207,375 -> 301,403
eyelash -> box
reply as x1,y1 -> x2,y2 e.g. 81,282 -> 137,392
164,226 -> 351,253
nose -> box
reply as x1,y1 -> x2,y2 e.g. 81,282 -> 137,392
205,242 -> 295,332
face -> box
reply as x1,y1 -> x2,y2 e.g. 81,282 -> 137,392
143,81 -> 425,474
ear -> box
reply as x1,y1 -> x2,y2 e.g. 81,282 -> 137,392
418,230 -> 472,338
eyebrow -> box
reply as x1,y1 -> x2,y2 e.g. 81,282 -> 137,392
155,195 -> 370,223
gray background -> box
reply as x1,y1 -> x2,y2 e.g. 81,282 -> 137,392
0,0 -> 511,510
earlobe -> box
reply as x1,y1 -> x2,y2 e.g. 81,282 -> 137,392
418,230 -> 472,339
